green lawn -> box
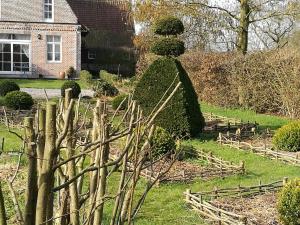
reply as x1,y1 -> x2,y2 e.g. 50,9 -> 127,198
0,78 -> 88,89
0,103 -> 299,224
201,102 -> 290,130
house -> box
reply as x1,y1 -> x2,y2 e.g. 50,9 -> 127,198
0,0 -> 135,78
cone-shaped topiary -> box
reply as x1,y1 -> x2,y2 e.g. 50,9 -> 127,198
154,16 -> 184,36
134,57 -> 205,138
134,16 -> 205,138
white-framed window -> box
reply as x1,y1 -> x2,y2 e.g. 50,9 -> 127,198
88,51 -> 96,60
47,35 -> 61,63
44,0 -> 53,22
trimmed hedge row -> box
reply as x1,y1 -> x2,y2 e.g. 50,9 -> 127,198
0,80 -> 20,96
4,91 -> 34,110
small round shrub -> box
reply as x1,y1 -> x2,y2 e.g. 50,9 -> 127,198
151,37 -> 185,57
273,121 -> 300,152
0,80 -> 20,96
80,70 -> 93,85
66,66 -> 76,78
177,144 -> 197,161
150,127 -> 176,158
112,94 -> 128,110
4,91 -> 34,110
93,80 -> 119,97
154,16 -> 184,36
277,179 -> 300,225
61,81 -> 81,98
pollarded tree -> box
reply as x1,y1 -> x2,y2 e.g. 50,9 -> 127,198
134,16 -> 205,138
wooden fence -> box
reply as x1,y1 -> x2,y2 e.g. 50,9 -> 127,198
184,179 -> 287,225
110,148 -> 245,184
218,132 -> 300,166
0,108 -> 34,129
203,112 -> 258,133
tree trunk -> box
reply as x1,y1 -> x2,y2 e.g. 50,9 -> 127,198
37,108 -> 46,179
0,181 -> 7,225
237,0 -> 250,54
24,117 -> 38,225
36,102 -> 57,225
65,89 -> 80,225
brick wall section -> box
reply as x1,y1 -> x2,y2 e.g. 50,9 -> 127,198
1,0 -> 78,24
0,22 -> 81,78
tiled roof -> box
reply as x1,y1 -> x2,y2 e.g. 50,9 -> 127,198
67,0 -> 134,33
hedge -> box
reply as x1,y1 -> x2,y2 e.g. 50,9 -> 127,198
61,81 -> 81,98
134,57 -> 205,138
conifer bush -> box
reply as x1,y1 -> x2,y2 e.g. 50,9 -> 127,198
151,37 -> 185,57
112,94 -> 128,110
134,16 -> 205,138
0,80 -> 20,96
61,81 -> 81,98
150,127 -> 176,158
154,16 -> 184,36
4,91 -> 34,110
273,121 -> 300,152
277,179 -> 300,225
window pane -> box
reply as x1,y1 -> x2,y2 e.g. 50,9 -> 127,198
3,53 -> 10,61
13,45 -> 20,53
47,53 -> 53,61
55,53 -> 60,61
3,44 -> 10,53
55,44 -> 60,53
13,54 -> 21,62
47,44 -> 53,53
54,36 -> 61,42
4,63 -> 11,71
21,54 -> 29,62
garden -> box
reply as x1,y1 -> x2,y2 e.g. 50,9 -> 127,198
0,16 -> 300,225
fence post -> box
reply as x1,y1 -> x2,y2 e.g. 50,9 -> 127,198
0,137 -> 4,152
240,161 -> 245,174
218,133 -> 222,144
283,177 -> 288,185
185,189 -> 191,202
214,186 -> 218,199
258,180 -> 262,193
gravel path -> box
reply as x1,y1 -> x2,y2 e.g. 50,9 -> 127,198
21,88 -> 94,99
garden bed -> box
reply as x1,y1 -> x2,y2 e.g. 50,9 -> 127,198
184,179 -> 285,225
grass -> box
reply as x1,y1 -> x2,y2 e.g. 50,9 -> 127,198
0,102 -> 299,224
201,102 -> 290,130
0,78 -> 88,89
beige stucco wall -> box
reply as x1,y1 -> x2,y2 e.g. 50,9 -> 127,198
0,0 -> 78,24
0,22 -> 81,78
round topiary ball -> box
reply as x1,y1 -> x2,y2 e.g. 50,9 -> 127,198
150,127 -> 176,158
0,80 -> 20,96
154,16 -> 184,36
61,81 -> 81,98
277,179 -> 300,225
4,91 -> 34,110
151,37 -> 185,57
272,121 -> 300,152
112,94 -> 128,110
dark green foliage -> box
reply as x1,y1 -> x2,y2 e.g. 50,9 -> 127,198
4,91 -> 34,110
112,94 -> 128,110
177,144 -> 198,161
134,57 -> 205,138
151,38 -> 185,57
92,80 -> 119,97
154,16 -> 184,36
61,81 -> 81,98
277,179 -> 300,225
273,121 -> 300,152
0,97 -> 5,106
0,80 -> 20,96
66,66 -> 76,78
150,127 -> 176,158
